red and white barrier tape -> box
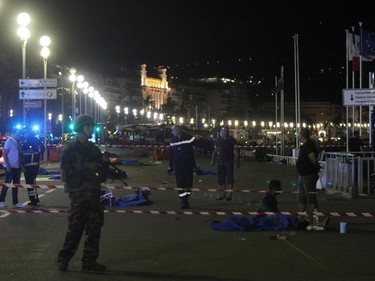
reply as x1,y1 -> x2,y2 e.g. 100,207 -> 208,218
120,144 -> 346,150
1,209 -> 375,217
0,182 -> 371,196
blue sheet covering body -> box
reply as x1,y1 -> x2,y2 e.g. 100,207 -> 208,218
211,214 -> 301,231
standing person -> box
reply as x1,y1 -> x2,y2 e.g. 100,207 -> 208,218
19,128 -> 45,206
348,130 -> 364,154
57,115 -> 109,272
296,128 -> 321,223
0,129 -> 24,208
211,126 -> 240,201
169,124 -> 197,209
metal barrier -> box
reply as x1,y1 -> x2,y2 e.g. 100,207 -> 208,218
321,152 -> 375,195
269,154 -> 296,165
269,151 -> 375,195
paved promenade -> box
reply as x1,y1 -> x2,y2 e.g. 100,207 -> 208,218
0,146 -> 374,281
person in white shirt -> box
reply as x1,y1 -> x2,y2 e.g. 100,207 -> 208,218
0,128 -> 24,208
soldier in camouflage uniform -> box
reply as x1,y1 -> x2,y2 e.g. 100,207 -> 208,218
57,115 -> 109,272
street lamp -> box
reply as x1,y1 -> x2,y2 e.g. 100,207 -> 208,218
76,75 -> 84,115
124,107 -> 129,124
40,35 -> 51,161
69,67 -> 77,119
17,12 -> 31,125
48,112 -> 52,134
82,81 -> 89,114
115,105 -> 120,125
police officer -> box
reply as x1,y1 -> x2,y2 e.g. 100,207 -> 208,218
19,127 -> 45,206
169,124 -> 197,209
57,115 -> 109,272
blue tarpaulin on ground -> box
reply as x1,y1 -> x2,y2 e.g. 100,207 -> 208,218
38,167 -> 61,175
115,189 -> 153,207
211,214 -> 301,231
193,167 -> 216,175
121,159 -> 143,166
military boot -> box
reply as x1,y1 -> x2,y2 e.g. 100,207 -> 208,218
179,197 -> 190,209
81,261 -> 106,271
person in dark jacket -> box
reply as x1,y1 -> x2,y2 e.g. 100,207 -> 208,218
348,130 -> 364,155
19,128 -> 45,206
296,128 -> 320,223
57,115 -> 109,272
169,124 -> 197,209
211,126 -> 240,201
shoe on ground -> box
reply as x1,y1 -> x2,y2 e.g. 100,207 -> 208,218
58,259 -> 69,272
0,202 -> 7,208
216,195 -> 226,200
28,202 -> 38,206
225,196 -> 232,201
81,261 -> 106,271
13,203 -> 24,208
180,202 -> 190,209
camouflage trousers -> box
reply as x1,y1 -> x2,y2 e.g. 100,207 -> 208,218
58,191 -> 104,263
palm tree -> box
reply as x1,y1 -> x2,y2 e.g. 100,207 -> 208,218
161,97 -> 177,116
142,95 -> 155,111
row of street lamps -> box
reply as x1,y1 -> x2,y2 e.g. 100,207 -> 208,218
17,12 -> 52,160
15,12 -> 107,142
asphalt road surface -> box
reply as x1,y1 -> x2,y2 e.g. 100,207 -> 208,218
1,146 -> 374,281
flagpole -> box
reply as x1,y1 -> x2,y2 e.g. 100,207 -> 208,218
294,34 -> 298,150
369,72 -> 374,151
351,26 -> 356,137
274,75 -> 278,156
359,22 -> 363,137
280,65 -> 285,156
345,29 -> 349,152
294,35 -> 299,151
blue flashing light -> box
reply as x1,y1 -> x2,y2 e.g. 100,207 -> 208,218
32,125 -> 40,132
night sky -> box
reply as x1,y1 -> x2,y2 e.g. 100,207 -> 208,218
1,0 -> 375,103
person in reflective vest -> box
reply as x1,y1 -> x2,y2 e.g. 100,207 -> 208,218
169,125 -> 198,209
19,128 -> 45,206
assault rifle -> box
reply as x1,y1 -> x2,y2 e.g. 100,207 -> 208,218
102,151 -> 128,185
107,163 -> 128,185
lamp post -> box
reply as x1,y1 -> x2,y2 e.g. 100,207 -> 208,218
124,107 -> 129,124
69,68 -> 77,119
48,112 -> 52,134
76,75 -> 84,115
93,90 -> 100,123
17,12 -> 31,125
82,81 -> 89,115
115,105 -> 120,125
40,35 -> 51,161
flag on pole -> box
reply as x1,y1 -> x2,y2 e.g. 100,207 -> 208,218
349,32 -> 360,60
349,31 -> 374,71
271,74 -> 284,94
349,32 -> 360,71
361,28 -> 375,57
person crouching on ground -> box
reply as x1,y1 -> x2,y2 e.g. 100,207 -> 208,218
257,179 -> 282,212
